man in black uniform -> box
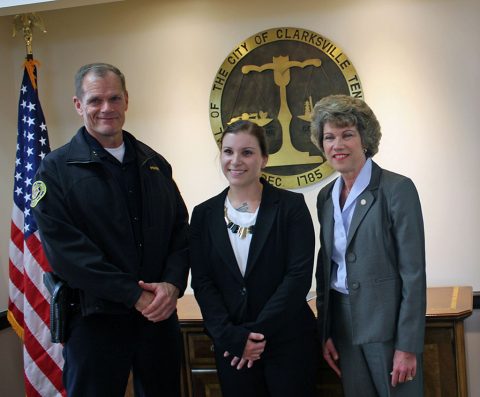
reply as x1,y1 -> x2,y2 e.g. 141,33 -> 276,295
31,63 -> 189,397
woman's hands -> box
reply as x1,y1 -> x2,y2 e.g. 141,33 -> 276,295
323,338 -> 341,377
322,339 -> 418,386
223,332 -> 266,370
391,350 -> 417,387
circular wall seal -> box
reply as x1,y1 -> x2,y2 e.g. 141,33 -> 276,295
209,27 -> 364,189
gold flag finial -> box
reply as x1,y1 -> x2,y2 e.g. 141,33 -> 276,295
12,13 -> 47,57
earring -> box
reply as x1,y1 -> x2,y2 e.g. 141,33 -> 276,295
363,148 -> 367,153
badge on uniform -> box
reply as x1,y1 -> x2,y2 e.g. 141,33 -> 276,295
31,180 -> 47,208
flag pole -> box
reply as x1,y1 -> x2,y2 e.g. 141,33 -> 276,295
13,13 -> 47,60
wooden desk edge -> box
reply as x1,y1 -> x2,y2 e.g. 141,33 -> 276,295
178,286 -> 474,321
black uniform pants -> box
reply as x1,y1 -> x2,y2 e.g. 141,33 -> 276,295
63,310 -> 181,397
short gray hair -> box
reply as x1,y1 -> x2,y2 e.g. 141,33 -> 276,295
74,63 -> 126,98
310,95 -> 381,158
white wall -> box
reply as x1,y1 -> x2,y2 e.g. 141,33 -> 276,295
0,8 -> 17,315
0,328 -> 24,396
0,0 -> 478,394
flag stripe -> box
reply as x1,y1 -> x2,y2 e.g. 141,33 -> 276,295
9,256 -> 24,292
24,371 -> 43,397
26,232 -> 53,274
24,274 -> 50,327
10,218 -> 25,253
24,320 -> 64,393
23,295 -> 65,368
24,346 -> 61,397
11,202 -> 25,235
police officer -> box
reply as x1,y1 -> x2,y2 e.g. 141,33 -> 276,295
32,63 -> 189,397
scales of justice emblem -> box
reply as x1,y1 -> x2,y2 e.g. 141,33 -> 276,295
209,27 -> 364,189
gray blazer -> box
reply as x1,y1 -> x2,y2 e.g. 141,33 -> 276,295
316,161 -> 426,353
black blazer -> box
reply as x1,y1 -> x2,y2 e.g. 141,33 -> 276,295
190,179 -> 316,357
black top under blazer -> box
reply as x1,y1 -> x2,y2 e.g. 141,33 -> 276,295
190,179 -> 317,357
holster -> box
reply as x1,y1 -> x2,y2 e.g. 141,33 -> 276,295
43,272 -> 70,343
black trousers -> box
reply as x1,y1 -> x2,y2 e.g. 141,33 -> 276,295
214,329 -> 318,397
63,310 -> 181,397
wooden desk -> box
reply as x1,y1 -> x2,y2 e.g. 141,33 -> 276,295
423,287 -> 473,397
177,287 -> 473,397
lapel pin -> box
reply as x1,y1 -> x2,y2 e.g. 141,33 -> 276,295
360,199 -> 367,205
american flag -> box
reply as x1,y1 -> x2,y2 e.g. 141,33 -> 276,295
8,59 -> 66,396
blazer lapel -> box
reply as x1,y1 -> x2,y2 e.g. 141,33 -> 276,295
243,182 -> 278,279
346,162 -> 381,246
321,196 -> 335,261
346,190 -> 375,246
207,190 -> 244,282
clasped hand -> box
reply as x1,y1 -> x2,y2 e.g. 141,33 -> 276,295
224,332 -> 266,370
134,281 -> 179,322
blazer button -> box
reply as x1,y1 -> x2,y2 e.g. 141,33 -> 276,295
351,282 -> 360,290
240,287 -> 247,296
346,252 -> 356,262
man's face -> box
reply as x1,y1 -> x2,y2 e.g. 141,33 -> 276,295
73,71 -> 128,148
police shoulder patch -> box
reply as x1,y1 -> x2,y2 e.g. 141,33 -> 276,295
31,181 -> 47,208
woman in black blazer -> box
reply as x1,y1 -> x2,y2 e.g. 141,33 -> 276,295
190,120 -> 318,397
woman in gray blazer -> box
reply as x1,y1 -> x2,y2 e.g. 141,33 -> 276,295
191,120 -> 318,397
311,95 -> 426,397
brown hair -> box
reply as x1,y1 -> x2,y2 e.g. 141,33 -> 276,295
221,120 -> 268,157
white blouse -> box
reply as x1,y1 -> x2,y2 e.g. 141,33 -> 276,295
225,197 -> 259,276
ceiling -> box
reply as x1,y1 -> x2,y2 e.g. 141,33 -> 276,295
0,0 -> 124,17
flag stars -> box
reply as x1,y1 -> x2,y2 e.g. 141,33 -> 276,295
15,68 -> 51,241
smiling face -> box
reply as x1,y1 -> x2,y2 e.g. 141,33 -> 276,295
221,131 -> 268,189
322,122 -> 366,179
73,70 -> 128,148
